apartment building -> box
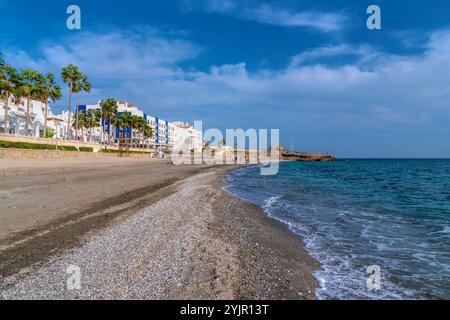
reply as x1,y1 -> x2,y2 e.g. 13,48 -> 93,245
172,122 -> 203,151
1,97 -> 203,151
0,96 -> 67,139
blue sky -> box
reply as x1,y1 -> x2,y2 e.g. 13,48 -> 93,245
1,0 -> 450,157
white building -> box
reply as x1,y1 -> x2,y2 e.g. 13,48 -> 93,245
146,115 -> 158,145
79,100 -> 181,150
117,101 -> 144,117
144,115 -> 178,151
157,118 -> 168,148
1,96 -> 203,151
172,122 -> 203,151
168,122 -> 175,147
0,95 -> 66,138
79,101 -> 144,144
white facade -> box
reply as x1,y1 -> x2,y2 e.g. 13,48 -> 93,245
117,101 -> 144,117
1,96 -> 203,151
144,115 -> 177,150
145,115 -> 157,145
168,122 -> 175,147
172,122 -> 203,151
157,119 -> 168,146
0,96 -> 66,138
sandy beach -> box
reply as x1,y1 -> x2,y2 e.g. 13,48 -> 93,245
0,158 -> 318,299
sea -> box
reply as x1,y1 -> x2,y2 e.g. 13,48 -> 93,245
224,159 -> 450,299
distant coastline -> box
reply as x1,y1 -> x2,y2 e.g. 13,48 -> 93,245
280,150 -> 336,162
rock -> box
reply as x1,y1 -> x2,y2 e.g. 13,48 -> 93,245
281,151 -> 336,162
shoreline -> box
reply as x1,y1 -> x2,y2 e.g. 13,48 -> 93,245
214,168 -> 320,299
0,159 -> 319,299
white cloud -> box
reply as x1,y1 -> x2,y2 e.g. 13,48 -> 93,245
8,27 -> 450,117
4,28 -> 201,80
183,0 -> 347,32
245,3 -> 346,32
289,44 -> 376,67
4,27 -> 450,156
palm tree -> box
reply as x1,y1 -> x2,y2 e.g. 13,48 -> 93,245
115,111 -> 132,134
21,69 -> 43,136
99,98 -> 118,147
114,111 -> 133,155
61,64 -> 81,140
136,117 -> 152,150
72,111 -> 87,142
143,123 -> 153,151
138,119 -> 146,149
134,117 -> 143,149
139,121 -> 152,151
84,109 -> 100,143
37,73 -> 62,138
115,112 -> 132,139
130,115 -> 150,149
130,115 -> 141,148
73,74 -> 91,140
0,64 -> 22,134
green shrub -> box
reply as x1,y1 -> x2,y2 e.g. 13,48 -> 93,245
0,140 -> 80,151
0,140 -> 12,148
79,147 -> 94,152
28,143 -> 56,150
0,140 -> 56,150
58,145 -> 78,152
101,148 -> 120,153
100,148 -> 154,155
41,129 -> 56,138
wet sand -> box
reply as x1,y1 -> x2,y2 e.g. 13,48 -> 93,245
0,158 -> 319,299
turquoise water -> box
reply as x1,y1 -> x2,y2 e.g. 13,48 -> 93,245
225,160 -> 450,299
